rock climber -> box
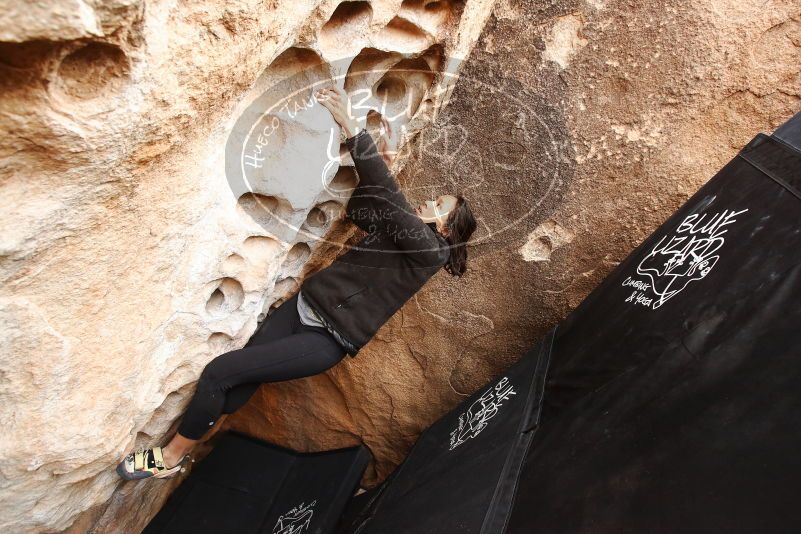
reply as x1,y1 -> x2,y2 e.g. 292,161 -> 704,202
116,84 -> 477,480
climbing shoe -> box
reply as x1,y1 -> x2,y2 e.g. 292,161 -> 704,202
116,446 -> 189,481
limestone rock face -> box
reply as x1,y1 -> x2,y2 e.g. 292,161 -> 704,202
2,0 -> 799,533
0,0 -> 495,532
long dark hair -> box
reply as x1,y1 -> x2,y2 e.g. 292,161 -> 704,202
442,194 -> 476,277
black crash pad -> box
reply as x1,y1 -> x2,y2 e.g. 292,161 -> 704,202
144,432 -> 371,534
342,329 -> 554,534
506,111 -> 801,533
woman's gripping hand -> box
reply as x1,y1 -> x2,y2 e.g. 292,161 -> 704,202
376,115 -> 398,168
315,85 -> 362,139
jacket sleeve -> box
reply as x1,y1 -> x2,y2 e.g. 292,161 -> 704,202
344,128 -> 447,264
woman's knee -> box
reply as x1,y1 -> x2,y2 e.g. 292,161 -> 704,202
198,355 -> 230,390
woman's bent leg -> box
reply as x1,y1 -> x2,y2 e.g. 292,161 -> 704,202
176,329 -> 344,440
218,292 -> 303,415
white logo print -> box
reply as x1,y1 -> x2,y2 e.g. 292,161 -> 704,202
449,376 -> 517,450
622,208 -> 749,309
272,500 -> 317,534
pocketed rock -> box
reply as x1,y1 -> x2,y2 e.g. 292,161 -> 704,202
2,0 -> 800,532
0,0 -> 495,532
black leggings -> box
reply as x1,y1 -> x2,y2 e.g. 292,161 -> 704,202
177,291 -> 346,440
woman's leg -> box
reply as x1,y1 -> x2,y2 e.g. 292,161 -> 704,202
161,294 -> 344,467
178,329 -> 344,436
218,293 -> 302,415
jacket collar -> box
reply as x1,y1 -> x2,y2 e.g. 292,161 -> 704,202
427,222 -> 450,249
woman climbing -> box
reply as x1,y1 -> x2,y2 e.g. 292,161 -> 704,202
117,84 -> 477,480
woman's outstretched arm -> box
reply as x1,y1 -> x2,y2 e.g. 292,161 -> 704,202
316,86 -> 447,265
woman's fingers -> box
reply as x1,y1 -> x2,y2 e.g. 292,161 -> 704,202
318,86 -> 339,96
316,86 -> 357,132
319,94 -> 341,108
315,87 -> 338,100
316,91 -> 340,111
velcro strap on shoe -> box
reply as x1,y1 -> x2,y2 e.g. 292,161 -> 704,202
153,447 -> 165,468
134,450 -> 144,471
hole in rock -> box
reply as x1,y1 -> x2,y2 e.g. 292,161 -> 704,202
345,47 -> 403,95
256,47 -> 330,105
305,207 -> 328,228
319,1 -> 373,56
375,76 -> 407,107
399,0 -> 460,36
267,46 -> 325,77
53,42 -> 129,101
205,278 -> 245,318
328,166 -> 358,198
237,193 -> 294,229
376,16 -> 431,53
242,235 -> 282,267
208,332 -> 233,352
376,55 -> 436,119
303,201 -> 344,232
0,41 -> 59,95
418,42 -> 446,73
345,48 -> 438,130
283,242 -> 311,270
0,40 -> 58,69
325,1 -> 373,27
207,289 -> 225,311
222,253 -> 246,273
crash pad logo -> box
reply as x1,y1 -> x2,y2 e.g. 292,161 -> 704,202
273,499 -> 317,534
449,376 -> 516,450
622,207 -> 749,310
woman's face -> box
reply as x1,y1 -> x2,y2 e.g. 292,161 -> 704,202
415,194 -> 458,224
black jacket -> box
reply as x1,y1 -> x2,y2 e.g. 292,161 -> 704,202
300,128 -> 451,357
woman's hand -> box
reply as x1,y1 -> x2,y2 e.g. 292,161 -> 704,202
377,116 -> 398,167
315,85 -> 361,138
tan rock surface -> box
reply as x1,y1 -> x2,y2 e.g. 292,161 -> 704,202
0,0 -> 495,532
1,0 -> 799,532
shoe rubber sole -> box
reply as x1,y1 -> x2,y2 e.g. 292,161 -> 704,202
116,459 -> 182,481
